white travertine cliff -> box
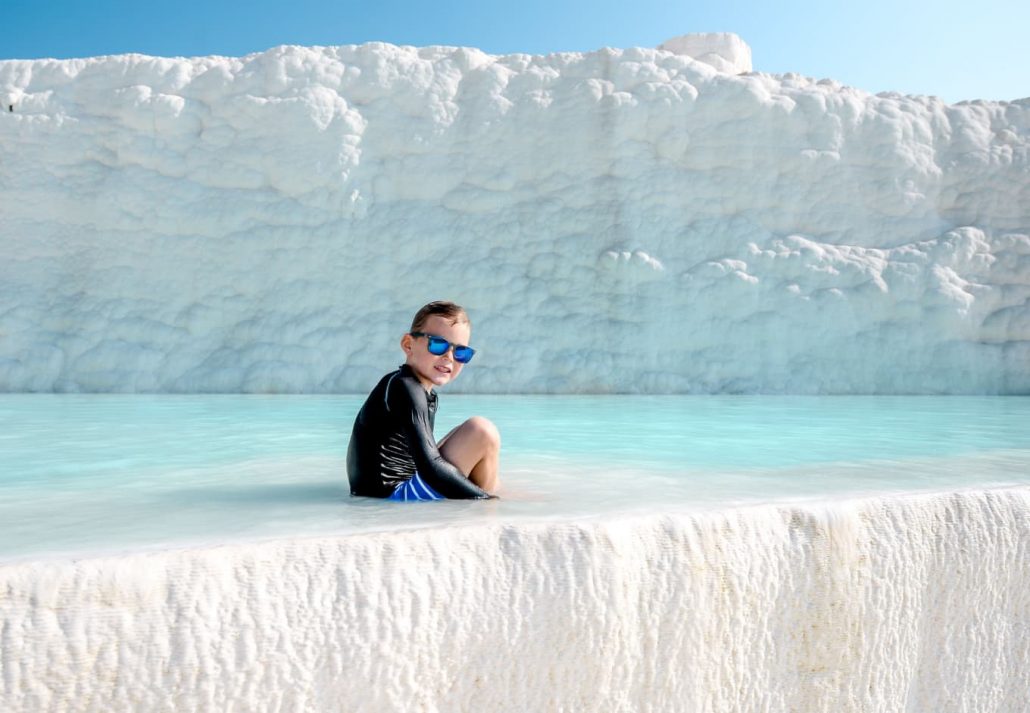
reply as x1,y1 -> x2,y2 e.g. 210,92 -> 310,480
1,35 -> 1027,393
2,489 -> 1029,712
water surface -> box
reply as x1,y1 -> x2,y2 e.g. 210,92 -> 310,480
3,395 -> 1029,561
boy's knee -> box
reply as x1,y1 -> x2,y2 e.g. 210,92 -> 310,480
467,416 -> 500,449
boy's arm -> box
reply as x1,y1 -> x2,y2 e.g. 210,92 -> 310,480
394,380 -> 493,499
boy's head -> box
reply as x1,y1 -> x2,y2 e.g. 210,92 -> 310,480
401,301 -> 473,390
409,301 -> 471,334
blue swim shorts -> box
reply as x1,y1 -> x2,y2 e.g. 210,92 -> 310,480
387,472 -> 444,501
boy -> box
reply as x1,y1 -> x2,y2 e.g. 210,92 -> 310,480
347,301 -> 500,500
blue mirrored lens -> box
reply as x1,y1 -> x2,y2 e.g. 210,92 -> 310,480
426,336 -> 450,355
453,347 -> 474,363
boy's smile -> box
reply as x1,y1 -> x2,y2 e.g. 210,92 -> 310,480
402,315 -> 472,391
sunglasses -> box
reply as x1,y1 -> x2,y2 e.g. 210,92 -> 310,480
410,332 -> 475,363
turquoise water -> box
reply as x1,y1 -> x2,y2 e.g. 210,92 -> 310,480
2,395 -> 1029,561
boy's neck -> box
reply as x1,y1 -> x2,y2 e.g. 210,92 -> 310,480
402,363 -> 435,394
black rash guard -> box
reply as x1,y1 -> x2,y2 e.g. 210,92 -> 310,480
347,364 -> 491,499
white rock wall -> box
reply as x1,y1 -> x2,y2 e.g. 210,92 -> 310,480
2,489 -> 1028,712
1,36 -> 1028,393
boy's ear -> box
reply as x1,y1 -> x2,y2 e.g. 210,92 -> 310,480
400,333 -> 414,355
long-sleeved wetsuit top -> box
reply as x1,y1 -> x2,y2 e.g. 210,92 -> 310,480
347,365 -> 490,499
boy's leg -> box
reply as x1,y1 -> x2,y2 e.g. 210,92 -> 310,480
438,416 -> 501,493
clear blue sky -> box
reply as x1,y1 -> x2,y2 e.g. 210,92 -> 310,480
5,0 -> 1028,103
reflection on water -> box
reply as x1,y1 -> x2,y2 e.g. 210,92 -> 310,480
2,395 -> 1029,560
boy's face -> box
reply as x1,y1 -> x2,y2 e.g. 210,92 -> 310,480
401,315 -> 472,390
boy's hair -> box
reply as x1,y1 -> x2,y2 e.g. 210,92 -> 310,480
410,301 -> 470,333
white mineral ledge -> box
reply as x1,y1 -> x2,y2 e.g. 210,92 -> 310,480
657,32 -> 753,74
